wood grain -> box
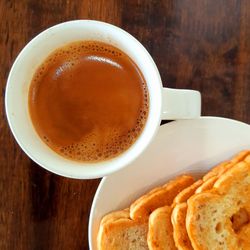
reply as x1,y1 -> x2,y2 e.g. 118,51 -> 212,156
0,0 -> 250,249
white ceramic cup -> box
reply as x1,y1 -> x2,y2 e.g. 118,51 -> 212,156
5,20 -> 201,179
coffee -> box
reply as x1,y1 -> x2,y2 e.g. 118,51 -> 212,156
28,41 -> 149,162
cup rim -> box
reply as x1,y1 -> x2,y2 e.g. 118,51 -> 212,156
5,20 -> 162,179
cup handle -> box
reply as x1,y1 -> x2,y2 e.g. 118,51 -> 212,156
161,88 -> 201,120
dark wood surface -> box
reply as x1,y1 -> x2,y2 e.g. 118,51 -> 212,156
1,0 -> 250,249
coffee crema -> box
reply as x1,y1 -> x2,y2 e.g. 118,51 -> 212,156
29,41 -> 149,162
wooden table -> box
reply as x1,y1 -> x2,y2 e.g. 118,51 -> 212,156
1,0 -> 250,249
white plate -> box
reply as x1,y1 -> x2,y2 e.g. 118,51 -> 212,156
88,117 -> 250,249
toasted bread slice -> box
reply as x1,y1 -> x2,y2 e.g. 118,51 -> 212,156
202,161 -> 230,181
100,208 -> 130,225
171,180 -> 204,250
245,154 -> 250,163
173,180 -> 203,205
202,150 -> 250,181
98,209 -> 148,250
172,203 -> 191,250
186,161 -> 250,250
195,176 -> 218,194
130,175 -> 194,221
148,206 -> 176,250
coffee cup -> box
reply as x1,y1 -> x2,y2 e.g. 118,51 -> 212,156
5,20 -> 201,179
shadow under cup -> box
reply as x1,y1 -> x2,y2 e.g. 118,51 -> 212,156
5,20 -> 162,179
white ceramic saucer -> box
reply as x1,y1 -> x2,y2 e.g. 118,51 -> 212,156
88,117 -> 250,249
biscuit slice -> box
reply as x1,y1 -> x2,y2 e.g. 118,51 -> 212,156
202,150 -> 250,181
100,208 -> 131,225
97,209 -> 148,250
195,176 -> 218,194
186,161 -> 250,250
173,180 -> 203,205
172,203 -> 191,250
245,154 -> 250,163
171,180 -> 203,250
148,206 -> 176,250
130,175 -> 194,221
